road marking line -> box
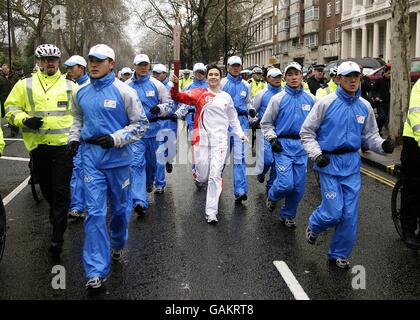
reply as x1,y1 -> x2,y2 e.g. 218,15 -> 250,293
273,261 -> 310,300
4,138 -> 23,141
0,156 -> 30,162
3,176 -> 30,206
360,167 -> 395,188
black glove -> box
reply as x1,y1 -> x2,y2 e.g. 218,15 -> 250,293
23,117 -> 43,130
382,139 -> 394,154
251,119 -> 261,130
248,109 -> 257,118
94,135 -> 114,148
316,154 -> 330,168
269,138 -> 283,153
170,113 -> 178,121
67,141 -> 80,157
150,106 -> 161,114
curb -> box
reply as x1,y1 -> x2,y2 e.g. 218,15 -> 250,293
360,153 -> 398,176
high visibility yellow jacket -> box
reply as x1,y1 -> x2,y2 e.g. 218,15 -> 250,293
249,78 -> 267,97
0,126 -> 4,155
404,78 -> 420,145
5,69 -> 78,152
315,80 -> 338,99
179,77 -> 192,90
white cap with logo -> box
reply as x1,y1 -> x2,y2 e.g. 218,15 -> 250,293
227,56 -> 242,66
267,68 -> 282,78
193,63 -> 206,72
133,54 -> 150,65
152,64 -> 167,73
64,55 -> 87,67
121,67 -> 132,75
284,62 -> 302,74
88,44 -> 115,61
337,61 -> 361,76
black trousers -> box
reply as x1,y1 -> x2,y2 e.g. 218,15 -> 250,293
400,137 -> 420,232
31,145 -> 73,243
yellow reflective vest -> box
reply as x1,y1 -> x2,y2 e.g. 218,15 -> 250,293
5,69 -> 78,152
0,126 -> 4,155
315,80 -> 338,99
179,77 -> 192,90
249,78 -> 267,97
403,78 -> 420,145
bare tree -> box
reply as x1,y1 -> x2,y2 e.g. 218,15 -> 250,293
389,0 -> 411,143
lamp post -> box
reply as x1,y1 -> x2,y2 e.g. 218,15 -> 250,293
173,7 -> 186,90
7,0 -> 12,67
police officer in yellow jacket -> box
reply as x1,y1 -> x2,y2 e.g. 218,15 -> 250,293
5,44 -> 78,256
315,67 -> 339,99
248,67 -> 267,97
400,78 -> 420,250
0,126 -> 4,156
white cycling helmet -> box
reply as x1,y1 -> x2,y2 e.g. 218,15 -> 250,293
329,67 -> 338,77
35,44 -> 61,58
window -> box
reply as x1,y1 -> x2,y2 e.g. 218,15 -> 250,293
305,6 -> 319,22
290,13 -> 299,27
279,19 -> 289,30
278,0 -> 289,10
335,0 -> 341,14
280,41 -> 288,53
304,33 -> 319,48
326,30 -> 331,44
327,2 -> 331,17
335,27 -> 341,42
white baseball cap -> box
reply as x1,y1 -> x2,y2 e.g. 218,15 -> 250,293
64,55 -> 87,67
240,69 -> 252,75
284,62 -> 302,74
267,68 -> 282,78
88,44 -> 115,61
227,56 -> 242,66
152,64 -> 167,73
337,61 -> 361,76
133,54 -> 150,65
121,67 -> 132,75
193,63 -> 206,72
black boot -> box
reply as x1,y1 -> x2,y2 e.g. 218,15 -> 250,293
402,230 -> 420,250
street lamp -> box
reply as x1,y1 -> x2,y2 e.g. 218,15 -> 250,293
173,7 -> 186,88
6,0 -> 12,67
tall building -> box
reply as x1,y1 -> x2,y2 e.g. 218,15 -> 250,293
341,0 -> 420,62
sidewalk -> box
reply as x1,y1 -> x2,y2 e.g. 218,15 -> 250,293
360,144 -> 402,176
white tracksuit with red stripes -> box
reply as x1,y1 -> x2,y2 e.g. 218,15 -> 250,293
171,87 -> 244,219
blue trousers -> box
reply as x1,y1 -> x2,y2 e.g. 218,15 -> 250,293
268,153 -> 307,219
308,172 -> 360,260
155,127 -> 177,188
256,135 -> 276,190
229,116 -> 249,197
69,148 -> 84,211
129,140 -> 147,208
82,156 -> 132,279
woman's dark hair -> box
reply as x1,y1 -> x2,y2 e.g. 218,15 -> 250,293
206,63 -> 222,77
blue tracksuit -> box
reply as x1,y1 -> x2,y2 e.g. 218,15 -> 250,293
261,84 -> 316,220
127,74 -> 170,205
252,83 -> 282,191
156,78 -> 177,187
221,73 -> 252,197
68,71 -> 149,279
69,73 -> 90,213
300,86 -> 385,260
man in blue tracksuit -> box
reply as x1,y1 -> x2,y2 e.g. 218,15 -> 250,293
300,61 -> 394,269
68,44 -> 149,289
221,56 -> 252,203
249,68 -> 283,193
64,55 -> 90,220
152,63 -> 177,183
127,54 -> 172,216
261,62 -> 316,228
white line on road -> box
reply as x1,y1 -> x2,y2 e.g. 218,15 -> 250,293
273,261 -> 310,300
3,176 -> 30,206
0,156 -> 30,162
4,138 -> 23,141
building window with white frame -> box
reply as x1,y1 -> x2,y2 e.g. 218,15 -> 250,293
335,27 -> 341,42
305,6 -> 319,22
326,30 -> 331,44
279,19 -> 289,31
304,33 -> 319,48
290,13 -> 299,27
335,0 -> 341,14
327,2 -> 332,17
